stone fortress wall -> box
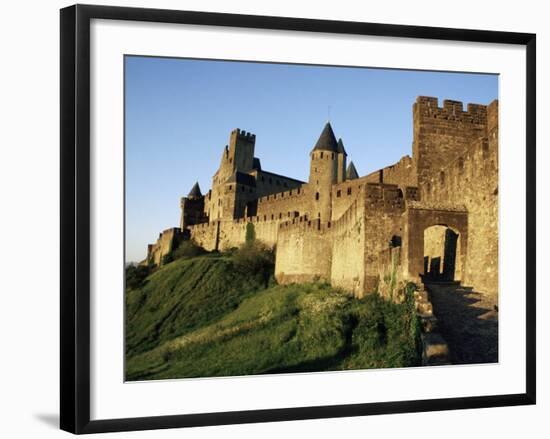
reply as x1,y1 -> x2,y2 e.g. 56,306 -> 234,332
189,216 -> 281,251
330,195 -> 367,295
251,170 -> 304,198
145,96 -> 499,300
330,176 -> 368,221
146,227 -> 184,266
275,218 -> 333,285
255,186 -> 310,221
413,96 -> 490,190
364,155 -> 417,189
418,100 -> 499,297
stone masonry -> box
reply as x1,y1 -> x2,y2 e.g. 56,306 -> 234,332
145,96 -> 499,300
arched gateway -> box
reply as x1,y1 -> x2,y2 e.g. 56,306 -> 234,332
401,205 -> 468,285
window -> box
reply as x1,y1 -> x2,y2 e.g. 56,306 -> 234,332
458,157 -> 464,171
337,190 -> 341,198
279,213 -> 282,219
284,182 -> 288,188
271,214 -> 274,220
440,171 -> 445,184
241,186 -> 245,192
229,185 -> 232,190
331,153 -> 334,159
320,152 -> 324,158
315,192 -> 320,201
347,187 -> 352,195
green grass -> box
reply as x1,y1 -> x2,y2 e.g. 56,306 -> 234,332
125,253 -> 421,381
125,253 -> 274,357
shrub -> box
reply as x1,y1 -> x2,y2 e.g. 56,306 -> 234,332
162,253 -> 174,265
173,240 -> 206,260
125,264 -> 150,290
232,241 -> 275,281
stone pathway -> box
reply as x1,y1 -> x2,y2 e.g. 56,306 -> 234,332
425,283 -> 498,365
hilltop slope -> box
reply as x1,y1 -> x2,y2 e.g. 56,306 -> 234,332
126,254 -> 272,357
125,252 -> 421,381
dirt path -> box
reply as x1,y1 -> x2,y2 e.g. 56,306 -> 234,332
425,283 -> 498,365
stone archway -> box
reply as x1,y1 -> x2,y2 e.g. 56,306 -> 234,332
402,206 -> 468,284
422,225 -> 461,282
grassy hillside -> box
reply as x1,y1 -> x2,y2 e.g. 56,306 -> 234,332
125,249 -> 421,381
126,252 -> 273,357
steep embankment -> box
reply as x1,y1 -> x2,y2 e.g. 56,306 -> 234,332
126,254 -> 272,357
125,252 -> 421,381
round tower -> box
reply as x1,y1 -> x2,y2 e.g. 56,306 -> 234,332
180,181 -> 205,230
336,138 -> 347,183
309,122 -> 339,222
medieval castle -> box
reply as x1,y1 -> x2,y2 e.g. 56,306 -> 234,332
145,96 -> 499,299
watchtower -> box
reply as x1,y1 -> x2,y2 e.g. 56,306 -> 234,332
180,182 -> 206,230
412,96 -> 488,193
227,128 -> 256,173
309,122 -> 339,222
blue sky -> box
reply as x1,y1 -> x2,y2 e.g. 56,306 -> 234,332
125,56 -> 498,262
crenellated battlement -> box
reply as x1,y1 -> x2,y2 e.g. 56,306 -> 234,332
231,128 -> 256,142
188,213 -> 285,232
146,96 -> 498,301
332,198 -> 362,232
363,183 -> 406,211
258,186 -> 305,204
278,216 -> 334,233
414,96 -> 488,124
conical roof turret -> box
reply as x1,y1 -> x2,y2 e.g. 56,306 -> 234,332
336,138 -> 347,155
188,181 -> 202,198
312,122 -> 339,153
346,161 -> 359,180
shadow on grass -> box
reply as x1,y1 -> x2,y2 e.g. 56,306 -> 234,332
262,349 -> 355,375
263,316 -> 358,374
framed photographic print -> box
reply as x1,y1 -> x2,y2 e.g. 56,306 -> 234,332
60,4 -> 536,434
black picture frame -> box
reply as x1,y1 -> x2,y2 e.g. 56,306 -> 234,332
60,4 -> 536,434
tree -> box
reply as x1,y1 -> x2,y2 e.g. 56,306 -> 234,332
125,265 -> 150,290
245,222 -> 256,244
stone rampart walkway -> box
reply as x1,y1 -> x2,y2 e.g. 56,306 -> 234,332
424,283 -> 498,364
